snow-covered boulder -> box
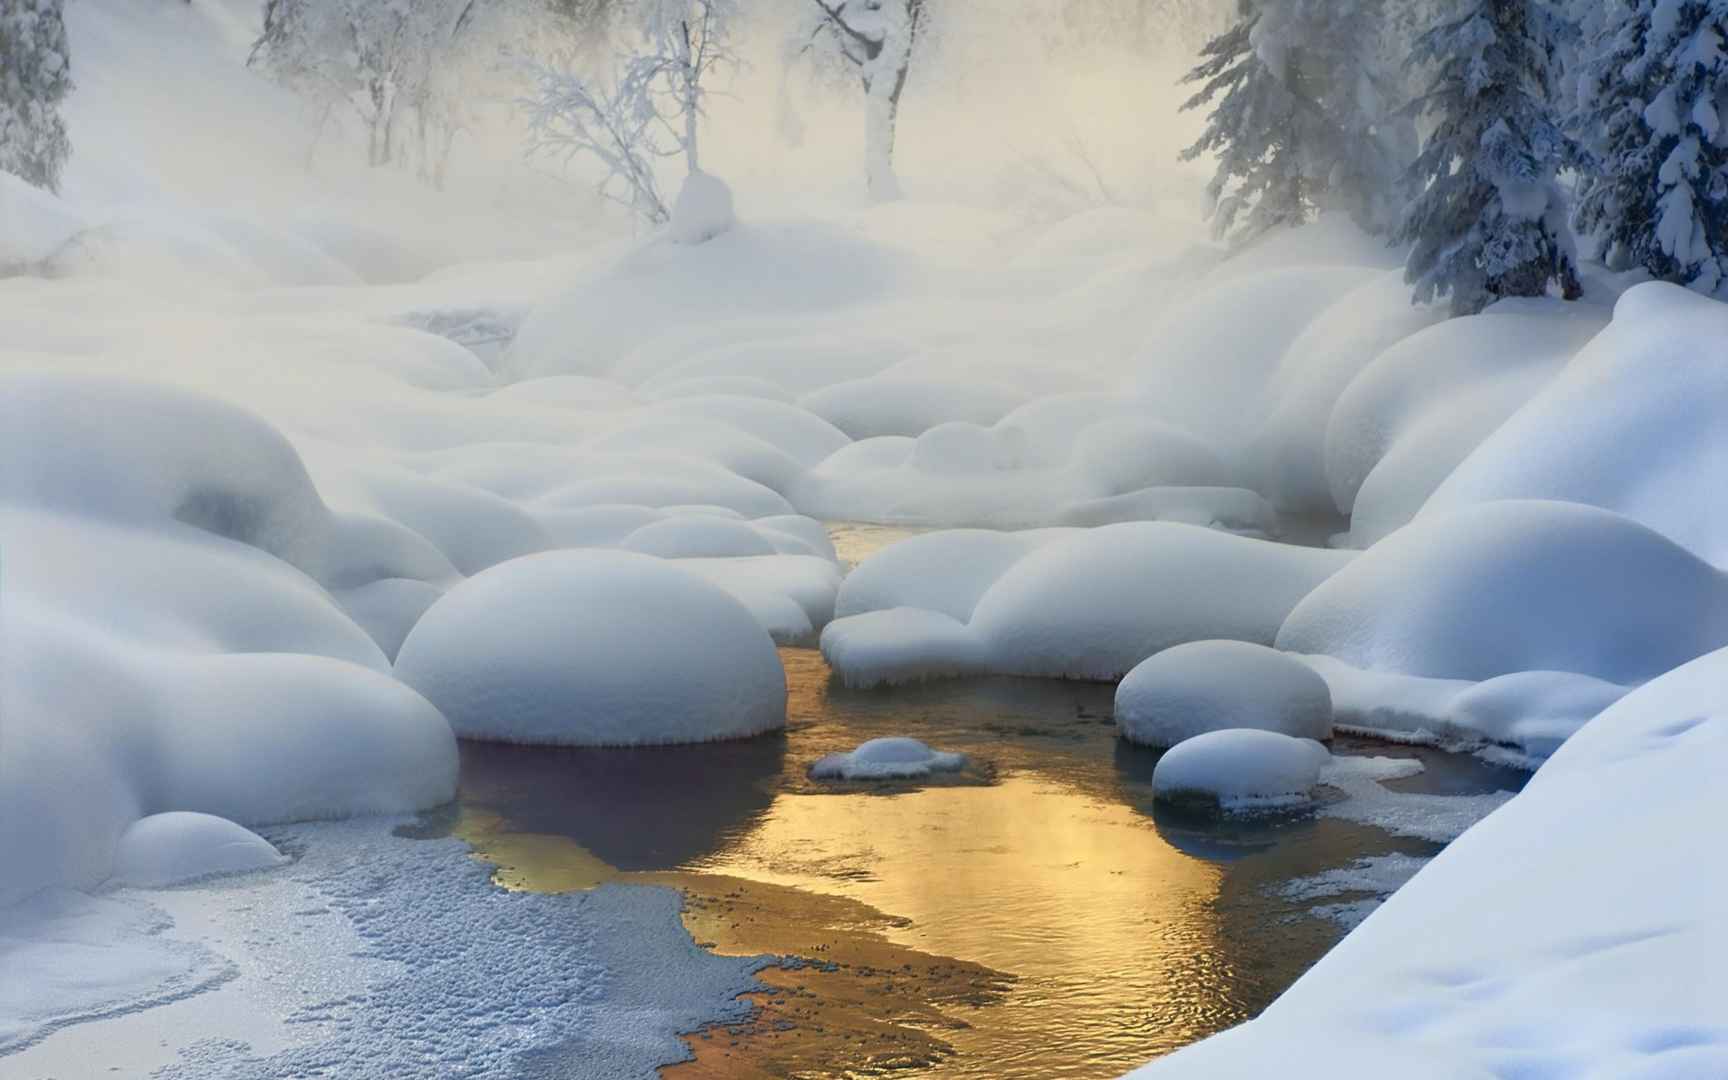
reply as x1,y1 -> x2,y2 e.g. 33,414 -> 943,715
801,376 -> 1029,439
1116,641 -> 1333,750
1152,730 -> 1331,812
1422,283 -> 1728,566
820,608 -> 988,688
621,515 -> 778,558
670,171 -> 735,245
394,551 -> 786,745
969,523 -> 1355,680
108,812 -> 288,889
835,529 -> 1056,621
809,738 -> 966,781
1278,500 -> 1728,684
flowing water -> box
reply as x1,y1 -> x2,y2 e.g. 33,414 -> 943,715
417,524 -> 1528,1079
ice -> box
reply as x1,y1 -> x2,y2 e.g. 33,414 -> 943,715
109,814 -> 287,890
1151,730 -> 1331,813
669,171 -> 737,245
394,550 -> 787,745
1115,641 -> 1333,749
1279,501 -> 1728,684
809,737 -> 968,780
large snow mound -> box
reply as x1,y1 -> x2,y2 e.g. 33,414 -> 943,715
108,813 -> 287,889
820,607 -> 989,688
970,523 -> 1355,680
1423,283 -> 1728,566
670,171 -> 736,246
1116,641 -> 1333,749
1152,731 -> 1330,813
394,551 -> 787,745
1278,500 -> 1728,684
809,737 -> 967,781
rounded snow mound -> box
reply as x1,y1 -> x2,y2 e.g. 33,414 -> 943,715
1116,641 -> 1333,749
809,738 -> 966,781
820,607 -> 988,688
395,551 -> 787,746
1278,500 -> 1728,684
109,812 -> 288,889
801,376 -> 1029,440
622,516 -> 778,559
1152,730 -> 1330,813
670,171 -> 736,246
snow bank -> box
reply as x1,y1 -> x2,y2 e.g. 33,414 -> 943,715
1151,731 -> 1330,812
1130,646 -> 1728,1079
0,172 -> 86,269
1279,500 -> 1728,684
1423,283 -> 1728,565
394,551 -> 786,745
1115,641 -> 1332,749
809,737 -> 967,780
1325,299 -> 1607,544
108,813 -> 287,889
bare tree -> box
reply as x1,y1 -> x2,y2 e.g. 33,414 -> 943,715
794,0 -> 928,200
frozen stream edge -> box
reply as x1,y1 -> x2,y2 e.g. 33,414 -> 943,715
4,818 -> 764,1079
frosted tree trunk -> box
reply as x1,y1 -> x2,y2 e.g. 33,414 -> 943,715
863,74 -> 903,201
679,18 -> 701,174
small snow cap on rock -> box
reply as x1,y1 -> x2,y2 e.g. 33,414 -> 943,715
671,171 -> 736,246
395,550 -> 786,746
809,737 -> 967,781
109,812 -> 288,888
1152,730 -> 1330,813
1116,641 -> 1333,749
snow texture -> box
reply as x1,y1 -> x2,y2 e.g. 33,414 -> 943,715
108,814 -> 288,890
809,737 -> 967,780
394,550 -> 787,745
1151,730 -> 1331,812
1115,641 -> 1333,749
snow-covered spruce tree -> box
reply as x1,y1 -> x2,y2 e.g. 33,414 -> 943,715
1574,0 -> 1728,293
1180,2 -> 1318,244
0,0 -> 74,192
795,0 -> 928,201
1396,0 -> 1582,315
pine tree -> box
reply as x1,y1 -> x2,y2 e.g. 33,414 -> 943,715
1576,0 -> 1728,294
1397,0 -> 1582,315
1181,0 -> 1410,246
0,0 -> 73,192
1180,2 -> 1313,245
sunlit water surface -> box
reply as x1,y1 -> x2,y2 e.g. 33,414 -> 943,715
421,524 -> 1525,1079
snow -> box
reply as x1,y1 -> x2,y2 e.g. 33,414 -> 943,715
622,514 -> 780,557
1423,284 -> 1728,566
1151,730 -> 1331,812
670,170 -> 736,245
801,375 -> 1030,439
109,814 -> 287,890
820,607 -> 989,688
1115,641 -> 1333,749
1130,646 -> 1728,1079
1279,500 -> 1728,684
809,737 -> 967,780
394,550 -> 787,745
0,170 -> 85,268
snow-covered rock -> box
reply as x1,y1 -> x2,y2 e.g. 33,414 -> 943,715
1151,730 -> 1331,812
669,171 -> 736,246
809,737 -> 967,781
801,376 -> 1029,439
1116,641 -> 1333,749
621,515 -> 779,558
108,813 -> 287,889
820,607 -> 989,688
394,551 -> 787,745
1279,500 -> 1728,684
